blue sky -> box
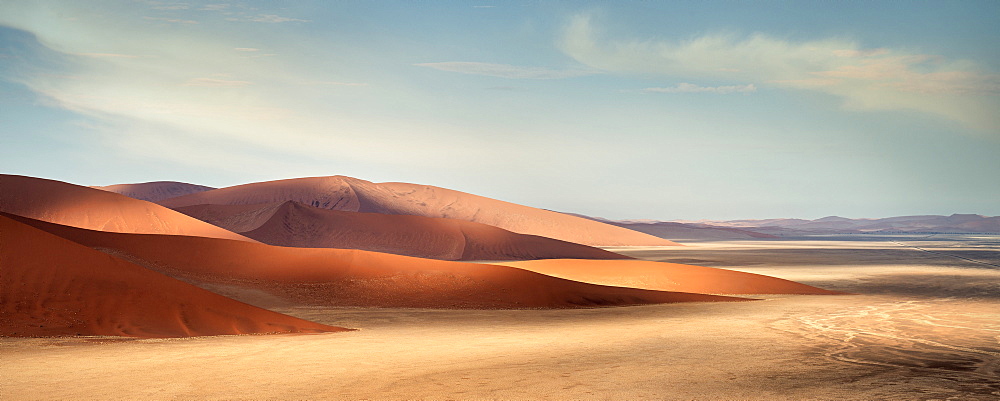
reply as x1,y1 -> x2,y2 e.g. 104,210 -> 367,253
1,1 -> 998,220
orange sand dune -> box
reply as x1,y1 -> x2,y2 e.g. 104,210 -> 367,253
91,181 -> 214,202
496,259 -> 843,295
0,175 -> 253,242
6,213 -> 747,309
159,176 -> 678,247
0,215 -> 349,338
177,201 -> 629,261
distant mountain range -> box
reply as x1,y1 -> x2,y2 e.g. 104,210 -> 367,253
561,212 -> 779,241
672,214 -> 1000,235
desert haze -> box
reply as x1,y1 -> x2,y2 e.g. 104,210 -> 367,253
1,174 -> 997,400
3,2 -> 997,399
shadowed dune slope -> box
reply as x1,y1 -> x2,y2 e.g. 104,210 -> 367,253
92,181 -> 215,202
173,202 -> 289,233
0,215 -> 349,338
180,201 -> 630,261
496,259 -> 842,295
5,213 -> 747,309
159,176 -> 678,247
0,175 -> 254,242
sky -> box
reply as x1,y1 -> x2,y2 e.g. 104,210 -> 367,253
1,0 -> 998,220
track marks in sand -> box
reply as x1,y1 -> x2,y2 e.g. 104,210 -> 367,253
770,299 -> 1000,398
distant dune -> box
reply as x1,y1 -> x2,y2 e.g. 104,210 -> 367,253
0,175 -> 254,242
158,176 -> 678,247
0,215 -> 349,338
496,259 -> 842,295
6,213 -> 747,309
177,201 -> 630,261
91,181 -> 215,202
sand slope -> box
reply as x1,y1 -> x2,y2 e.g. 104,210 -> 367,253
0,175 -> 253,242
0,215 -> 349,338
5,213 -> 746,309
159,176 -> 678,247
496,259 -> 842,295
178,201 -> 629,261
92,181 -> 215,202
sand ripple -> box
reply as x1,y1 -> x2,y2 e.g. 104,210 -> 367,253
772,298 -> 1000,398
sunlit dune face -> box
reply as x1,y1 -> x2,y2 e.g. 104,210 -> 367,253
5,213 -> 751,310
497,259 -> 842,295
0,175 -> 254,242
176,200 -> 630,261
160,176 -> 679,247
0,215 -> 349,338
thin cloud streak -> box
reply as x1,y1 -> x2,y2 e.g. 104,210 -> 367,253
415,62 -> 599,79
182,77 -> 252,87
143,16 -> 198,24
246,14 -> 309,23
307,81 -> 369,86
642,83 -> 756,94
561,14 -> 1000,132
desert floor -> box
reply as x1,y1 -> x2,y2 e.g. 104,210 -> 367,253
2,234 -> 998,400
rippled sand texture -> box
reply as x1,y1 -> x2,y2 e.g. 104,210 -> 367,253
2,234 -> 998,400
611,234 -> 1000,399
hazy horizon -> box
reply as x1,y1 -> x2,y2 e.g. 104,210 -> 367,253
2,1 -> 998,220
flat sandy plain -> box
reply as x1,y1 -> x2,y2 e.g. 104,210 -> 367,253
2,234 -> 998,400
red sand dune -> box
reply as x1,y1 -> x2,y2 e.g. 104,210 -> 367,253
91,181 -> 215,202
0,175 -> 253,242
496,259 -> 842,295
5,213 -> 748,309
0,215 -> 349,338
159,176 -> 678,247
177,201 -> 630,261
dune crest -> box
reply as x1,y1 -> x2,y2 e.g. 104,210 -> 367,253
159,176 -> 678,247
496,259 -> 843,295
91,181 -> 215,202
0,215 -> 349,338
178,200 -> 630,261
5,213 -> 749,309
0,175 -> 254,242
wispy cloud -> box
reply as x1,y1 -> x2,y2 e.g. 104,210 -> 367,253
0,1 -> 463,173
642,83 -> 756,94
415,62 -> 598,79
143,16 -> 197,24
141,1 -> 189,10
182,77 -> 252,87
561,14 -> 1000,132
73,52 -> 141,59
243,14 -> 309,23
234,47 -> 259,52
307,81 -> 369,87
199,4 -> 230,11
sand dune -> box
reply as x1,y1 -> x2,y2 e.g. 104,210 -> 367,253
5,213 -> 747,309
159,176 -> 678,247
91,181 -> 215,202
496,259 -> 842,295
0,215 -> 348,338
178,201 -> 629,261
0,175 -> 254,242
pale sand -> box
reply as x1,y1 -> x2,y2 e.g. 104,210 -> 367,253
2,235 -> 999,400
